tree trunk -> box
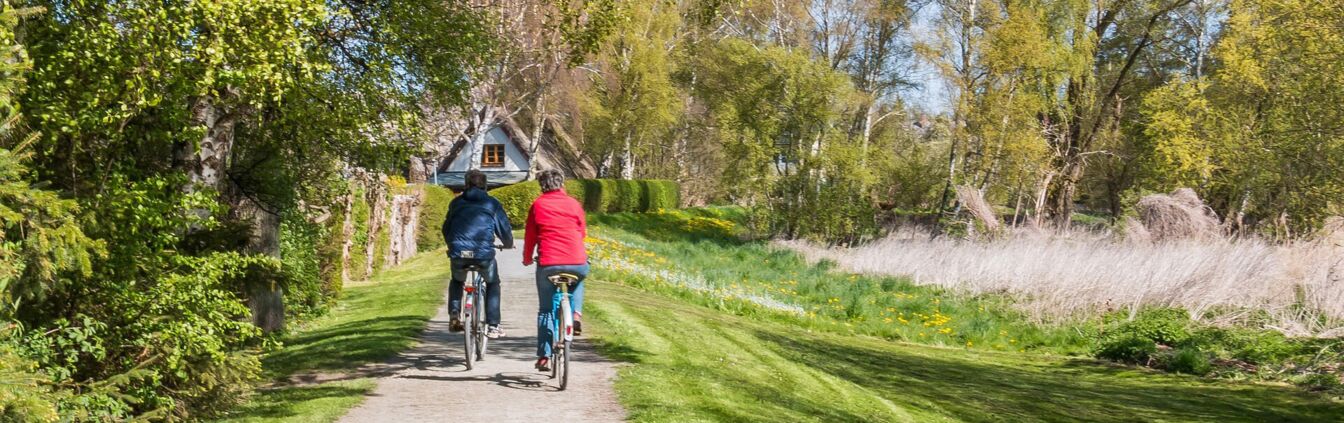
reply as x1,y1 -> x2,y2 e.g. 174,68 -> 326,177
468,105 -> 496,170
1032,171 -> 1055,227
527,95 -> 548,179
233,194 -> 284,332
1047,160 -> 1083,229
620,131 -> 634,180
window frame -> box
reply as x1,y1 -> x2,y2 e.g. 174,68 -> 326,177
481,144 -> 505,168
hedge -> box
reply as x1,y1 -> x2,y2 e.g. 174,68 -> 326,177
474,179 -> 680,226
418,179 -> 679,230
417,184 -> 456,250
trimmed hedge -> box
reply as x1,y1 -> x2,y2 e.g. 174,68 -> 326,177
417,184 -> 455,250
490,179 -> 680,225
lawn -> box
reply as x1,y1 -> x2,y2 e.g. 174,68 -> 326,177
587,208 -> 1094,355
213,251 -> 451,422
584,208 -> 1344,421
589,280 -> 1344,422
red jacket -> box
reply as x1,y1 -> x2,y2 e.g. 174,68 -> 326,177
523,190 -> 588,266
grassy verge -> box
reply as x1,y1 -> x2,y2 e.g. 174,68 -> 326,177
588,208 -> 1092,355
214,251 -> 451,422
586,208 -> 1344,421
589,279 -> 1344,422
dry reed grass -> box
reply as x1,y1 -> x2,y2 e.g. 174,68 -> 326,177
781,231 -> 1344,337
1136,188 -> 1222,241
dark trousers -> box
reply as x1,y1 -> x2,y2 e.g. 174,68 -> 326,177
450,258 -> 501,325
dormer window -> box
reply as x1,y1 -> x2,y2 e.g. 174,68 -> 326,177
482,144 -> 505,167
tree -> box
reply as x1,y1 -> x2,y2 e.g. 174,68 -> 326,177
582,0 -> 683,179
1141,0 -> 1344,234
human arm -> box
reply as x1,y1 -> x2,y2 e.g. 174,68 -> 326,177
493,199 -> 514,249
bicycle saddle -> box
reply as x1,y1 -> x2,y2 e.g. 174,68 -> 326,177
547,273 -> 580,285
463,264 -> 484,272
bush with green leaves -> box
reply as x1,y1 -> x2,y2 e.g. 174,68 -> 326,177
488,179 -> 681,225
0,339 -> 61,423
418,184 -> 455,250
1094,307 -> 1344,384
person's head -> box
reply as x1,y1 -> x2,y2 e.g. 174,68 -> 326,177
538,169 -> 565,193
465,169 -> 488,190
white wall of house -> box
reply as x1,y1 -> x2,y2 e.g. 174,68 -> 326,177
445,126 -> 530,172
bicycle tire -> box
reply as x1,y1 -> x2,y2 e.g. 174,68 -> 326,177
474,274 -> 487,360
462,271 -> 476,370
550,328 -> 560,380
557,298 -> 571,389
559,339 -> 570,391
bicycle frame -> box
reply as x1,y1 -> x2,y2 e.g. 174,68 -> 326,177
547,273 -> 577,390
460,267 -> 488,368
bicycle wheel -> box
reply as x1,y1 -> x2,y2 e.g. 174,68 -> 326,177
556,298 -> 571,389
462,272 -> 476,369
558,339 -> 571,391
474,276 -> 487,360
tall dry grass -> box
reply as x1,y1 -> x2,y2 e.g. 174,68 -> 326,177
781,231 -> 1344,337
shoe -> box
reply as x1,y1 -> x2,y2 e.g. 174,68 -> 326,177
535,357 -> 551,372
449,318 -> 463,333
486,325 -> 505,339
573,312 -> 583,336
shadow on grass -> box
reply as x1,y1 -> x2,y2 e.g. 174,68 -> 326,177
756,331 -> 1344,422
589,208 -> 750,245
263,315 -> 429,378
219,382 -> 373,421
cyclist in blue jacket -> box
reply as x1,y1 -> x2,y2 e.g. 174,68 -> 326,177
442,170 -> 514,338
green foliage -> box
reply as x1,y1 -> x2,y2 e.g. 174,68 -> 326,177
417,185 -> 455,251
0,147 -> 102,312
0,339 -> 60,423
1137,0 -> 1344,232
489,179 -> 680,225
1092,307 -> 1344,387
491,181 -> 545,227
349,189 -> 372,281
278,213 -> 346,319
580,1 -> 683,179
589,207 -> 1091,355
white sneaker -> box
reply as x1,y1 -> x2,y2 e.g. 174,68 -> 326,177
486,325 -> 505,339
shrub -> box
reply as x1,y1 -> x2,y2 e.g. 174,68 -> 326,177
1166,347 -> 1213,375
0,341 -> 61,423
417,185 -> 455,251
348,189 -> 371,281
487,179 -> 682,225
491,181 -> 544,226
1095,308 -> 1192,364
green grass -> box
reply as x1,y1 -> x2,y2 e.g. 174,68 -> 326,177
589,280 -> 1344,422
586,208 -> 1344,421
213,250 -> 451,422
588,208 -> 1093,356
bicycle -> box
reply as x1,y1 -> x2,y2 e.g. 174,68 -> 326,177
459,263 -> 486,369
458,246 -> 505,370
544,272 -> 579,390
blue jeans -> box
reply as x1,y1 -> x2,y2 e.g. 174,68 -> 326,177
536,263 -> 588,358
450,258 -> 501,325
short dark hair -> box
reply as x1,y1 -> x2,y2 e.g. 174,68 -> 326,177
465,169 -> 487,190
538,169 -> 564,192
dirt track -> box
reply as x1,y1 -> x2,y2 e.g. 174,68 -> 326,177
339,248 -> 626,422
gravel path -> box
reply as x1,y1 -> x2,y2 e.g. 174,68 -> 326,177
340,248 -> 626,422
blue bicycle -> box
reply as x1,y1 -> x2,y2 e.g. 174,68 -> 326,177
545,272 -> 579,390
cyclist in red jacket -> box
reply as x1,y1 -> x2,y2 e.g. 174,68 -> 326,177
522,169 -> 588,372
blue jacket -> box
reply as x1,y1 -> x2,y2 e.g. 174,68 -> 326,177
442,188 -> 514,260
